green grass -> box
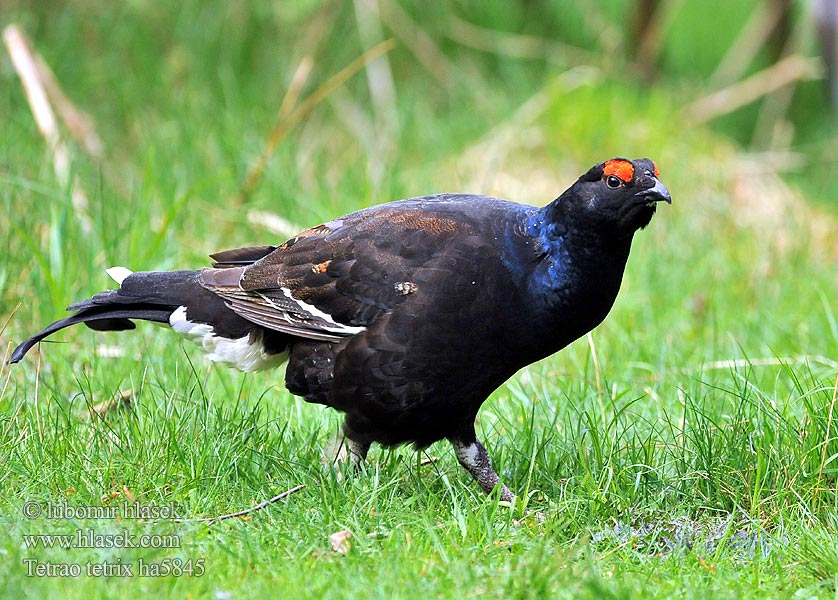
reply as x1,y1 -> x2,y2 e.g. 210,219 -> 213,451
2,2 -> 838,598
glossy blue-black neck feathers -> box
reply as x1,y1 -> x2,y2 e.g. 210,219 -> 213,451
500,197 -> 634,348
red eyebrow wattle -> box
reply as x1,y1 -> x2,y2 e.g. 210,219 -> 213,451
603,159 -> 634,182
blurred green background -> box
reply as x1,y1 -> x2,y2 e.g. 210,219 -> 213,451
3,0 -> 835,214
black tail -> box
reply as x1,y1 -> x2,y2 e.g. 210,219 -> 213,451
7,270 -> 225,364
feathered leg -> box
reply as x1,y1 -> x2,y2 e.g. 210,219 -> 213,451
449,428 -> 514,502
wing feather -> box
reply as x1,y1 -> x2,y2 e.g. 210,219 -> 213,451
201,195 -> 494,342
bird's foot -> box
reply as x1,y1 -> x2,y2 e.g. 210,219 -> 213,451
326,436 -> 370,481
450,437 -> 515,504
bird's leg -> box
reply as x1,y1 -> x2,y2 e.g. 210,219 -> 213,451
334,423 -> 371,469
449,435 -> 515,502
329,433 -> 370,483
345,436 -> 370,467
331,436 -> 370,469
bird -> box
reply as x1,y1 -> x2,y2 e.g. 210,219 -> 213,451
9,157 -> 670,502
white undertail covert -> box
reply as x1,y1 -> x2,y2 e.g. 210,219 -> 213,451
168,306 -> 287,372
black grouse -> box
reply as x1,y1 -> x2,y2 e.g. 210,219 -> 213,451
9,157 -> 670,501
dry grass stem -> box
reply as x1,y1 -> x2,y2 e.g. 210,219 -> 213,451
235,38 -> 396,207
82,389 -> 133,420
3,24 -> 96,232
172,485 -> 307,524
447,16 -> 595,66
377,0 -> 452,86
687,54 -> 822,124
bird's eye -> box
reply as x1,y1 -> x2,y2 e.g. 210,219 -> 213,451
605,175 -> 623,189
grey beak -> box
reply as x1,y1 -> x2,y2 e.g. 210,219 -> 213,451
635,179 -> 672,204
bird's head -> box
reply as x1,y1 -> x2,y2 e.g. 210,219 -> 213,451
551,158 -> 671,238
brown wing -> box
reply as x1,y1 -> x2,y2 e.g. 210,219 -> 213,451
199,197 -> 480,343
